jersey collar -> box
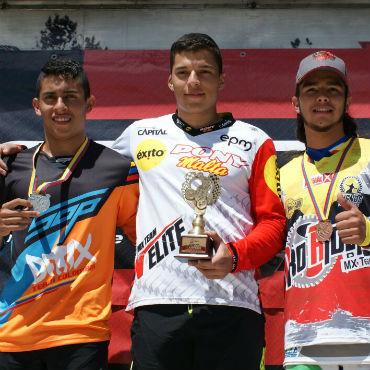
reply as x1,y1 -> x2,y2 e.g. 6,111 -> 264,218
172,112 -> 235,136
306,135 -> 350,163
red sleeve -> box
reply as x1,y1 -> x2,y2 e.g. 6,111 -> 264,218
227,138 -> 286,272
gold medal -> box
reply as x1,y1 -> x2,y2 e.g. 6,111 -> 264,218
301,138 -> 355,243
315,220 -> 333,242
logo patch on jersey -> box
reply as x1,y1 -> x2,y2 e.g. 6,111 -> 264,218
138,127 -> 167,135
285,198 -> 303,219
285,214 -> 369,290
219,134 -> 252,151
303,172 -> 335,188
25,189 -> 110,247
135,218 -> 185,278
285,347 -> 301,358
170,144 -> 249,177
26,234 -> 97,287
136,139 -> 167,171
339,176 -> 363,207
340,249 -> 370,273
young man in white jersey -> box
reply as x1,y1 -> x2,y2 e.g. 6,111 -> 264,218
280,51 -> 370,370
0,34 -> 286,370
111,33 -> 286,370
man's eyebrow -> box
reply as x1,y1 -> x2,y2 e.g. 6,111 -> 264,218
301,81 -> 317,88
301,80 -> 344,88
174,63 -> 216,70
41,89 -> 79,95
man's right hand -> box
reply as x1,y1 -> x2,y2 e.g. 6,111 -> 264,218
0,143 -> 22,176
0,199 -> 40,236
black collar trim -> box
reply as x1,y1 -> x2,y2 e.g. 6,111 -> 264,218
172,112 -> 235,136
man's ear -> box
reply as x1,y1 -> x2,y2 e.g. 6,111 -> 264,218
218,73 -> 225,91
32,98 -> 41,116
86,95 -> 96,113
345,96 -> 352,112
291,96 -> 300,114
168,75 -> 174,91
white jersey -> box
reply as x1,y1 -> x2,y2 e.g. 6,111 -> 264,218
113,113 -> 285,311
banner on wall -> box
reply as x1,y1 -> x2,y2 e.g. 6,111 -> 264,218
1,48 -> 369,152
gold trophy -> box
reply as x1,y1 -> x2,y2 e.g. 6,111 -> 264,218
176,172 -> 221,259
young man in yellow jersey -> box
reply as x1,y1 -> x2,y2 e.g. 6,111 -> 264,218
281,51 -> 370,370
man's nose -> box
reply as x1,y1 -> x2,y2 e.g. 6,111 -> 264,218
188,70 -> 200,86
317,94 -> 329,103
54,97 -> 68,111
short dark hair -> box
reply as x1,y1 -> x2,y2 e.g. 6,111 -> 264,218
170,33 -> 223,74
294,84 -> 358,144
36,57 -> 90,99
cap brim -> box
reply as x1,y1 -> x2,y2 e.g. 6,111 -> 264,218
297,66 -> 348,85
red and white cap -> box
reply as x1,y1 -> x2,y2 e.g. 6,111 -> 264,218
296,51 -> 348,85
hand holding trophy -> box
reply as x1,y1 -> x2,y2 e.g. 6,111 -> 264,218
176,172 -> 221,259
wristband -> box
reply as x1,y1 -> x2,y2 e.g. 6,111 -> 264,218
358,215 -> 370,247
226,242 -> 238,273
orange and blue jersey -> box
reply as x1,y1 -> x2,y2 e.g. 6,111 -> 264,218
0,141 -> 138,352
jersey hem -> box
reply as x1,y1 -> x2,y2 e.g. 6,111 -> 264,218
285,338 -> 370,349
0,335 -> 111,352
284,358 -> 370,366
126,298 -> 261,314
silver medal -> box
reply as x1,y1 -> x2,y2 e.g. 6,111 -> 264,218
28,193 -> 51,213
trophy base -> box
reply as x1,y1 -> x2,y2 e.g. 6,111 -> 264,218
175,234 -> 213,260
175,253 -> 212,260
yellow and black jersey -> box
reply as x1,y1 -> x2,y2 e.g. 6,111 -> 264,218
0,140 -> 139,352
281,137 -> 370,357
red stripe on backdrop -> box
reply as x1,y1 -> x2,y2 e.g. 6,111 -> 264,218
84,49 -> 370,120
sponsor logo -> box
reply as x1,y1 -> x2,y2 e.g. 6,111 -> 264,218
341,250 -> 370,272
138,127 -> 167,135
136,139 -> 167,171
220,134 -> 252,151
26,234 -> 96,286
313,50 -> 336,61
339,176 -> 363,207
26,189 -> 108,247
170,144 -> 249,177
285,198 -> 303,219
303,172 -> 334,189
200,126 -> 214,133
218,118 -> 234,129
137,228 -> 157,252
285,347 -> 301,358
285,214 -> 369,289
135,218 -> 185,278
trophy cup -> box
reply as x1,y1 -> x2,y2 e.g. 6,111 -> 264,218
176,172 -> 221,259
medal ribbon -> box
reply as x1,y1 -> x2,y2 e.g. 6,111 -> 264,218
301,137 -> 355,221
28,137 -> 91,197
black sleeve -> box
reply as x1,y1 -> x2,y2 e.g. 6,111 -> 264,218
0,172 -> 6,206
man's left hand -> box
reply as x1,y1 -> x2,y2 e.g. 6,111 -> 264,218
335,192 -> 366,245
188,231 -> 232,279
